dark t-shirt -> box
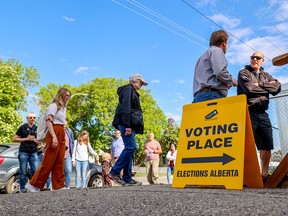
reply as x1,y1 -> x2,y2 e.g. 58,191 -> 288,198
16,123 -> 38,154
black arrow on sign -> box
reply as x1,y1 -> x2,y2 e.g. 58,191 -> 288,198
181,153 -> 235,165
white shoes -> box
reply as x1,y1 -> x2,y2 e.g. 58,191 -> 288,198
59,187 -> 70,190
25,182 -> 40,192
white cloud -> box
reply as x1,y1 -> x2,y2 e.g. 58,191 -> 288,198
208,13 -> 241,29
274,22 -> 288,34
75,66 -> 89,75
62,16 -> 75,22
151,79 -> 160,83
279,2 -> 288,15
196,0 -> 217,7
176,79 -> 185,84
74,66 -> 100,75
275,75 -> 288,84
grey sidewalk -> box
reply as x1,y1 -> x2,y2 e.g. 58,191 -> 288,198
1,184 -> 288,215
133,174 -> 169,185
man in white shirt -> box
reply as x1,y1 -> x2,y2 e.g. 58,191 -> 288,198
111,130 -> 124,165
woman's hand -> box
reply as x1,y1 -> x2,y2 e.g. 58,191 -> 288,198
72,161 -> 76,167
51,136 -> 58,149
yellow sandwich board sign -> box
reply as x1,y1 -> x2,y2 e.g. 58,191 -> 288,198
172,95 -> 263,190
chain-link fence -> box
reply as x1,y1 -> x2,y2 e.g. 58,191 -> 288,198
269,92 -> 288,162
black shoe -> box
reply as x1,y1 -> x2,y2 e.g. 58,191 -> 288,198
125,179 -> 142,186
109,174 -> 126,185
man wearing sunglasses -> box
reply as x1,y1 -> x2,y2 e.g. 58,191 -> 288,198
13,112 -> 40,193
237,52 -> 281,183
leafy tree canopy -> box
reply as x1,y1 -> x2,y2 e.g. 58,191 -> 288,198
0,59 -> 39,143
36,77 -> 177,165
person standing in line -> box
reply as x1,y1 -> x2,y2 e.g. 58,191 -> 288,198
109,73 -> 148,186
72,130 -> 98,189
13,112 -> 40,193
166,143 -> 177,184
64,122 -> 74,189
193,30 -> 237,103
237,51 -> 281,182
111,130 -> 124,166
144,132 -> 162,185
25,88 -> 71,192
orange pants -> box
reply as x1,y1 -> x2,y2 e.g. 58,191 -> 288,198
30,124 -> 66,190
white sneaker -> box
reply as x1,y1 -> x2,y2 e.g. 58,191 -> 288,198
59,187 -> 69,190
25,182 -> 40,192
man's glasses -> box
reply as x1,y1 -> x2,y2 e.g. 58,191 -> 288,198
250,56 -> 263,60
29,117 -> 36,119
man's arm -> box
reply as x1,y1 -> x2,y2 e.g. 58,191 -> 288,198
13,134 -> 29,142
259,72 -> 281,96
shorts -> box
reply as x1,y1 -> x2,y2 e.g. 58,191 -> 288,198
249,111 -> 273,150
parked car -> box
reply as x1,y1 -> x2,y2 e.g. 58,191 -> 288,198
0,143 -> 17,154
0,144 -> 103,194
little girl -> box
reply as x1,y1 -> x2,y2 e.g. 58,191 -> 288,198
101,153 -> 112,187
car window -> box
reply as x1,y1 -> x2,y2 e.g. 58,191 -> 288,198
0,146 -> 9,154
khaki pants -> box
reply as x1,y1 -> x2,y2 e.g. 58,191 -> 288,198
146,158 -> 159,184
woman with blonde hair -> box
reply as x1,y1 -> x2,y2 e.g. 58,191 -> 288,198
26,88 -> 71,192
72,130 -> 98,189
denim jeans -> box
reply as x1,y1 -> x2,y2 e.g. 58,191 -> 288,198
193,91 -> 222,103
110,124 -> 137,183
75,160 -> 88,189
167,165 -> 174,184
64,155 -> 72,188
18,151 -> 39,192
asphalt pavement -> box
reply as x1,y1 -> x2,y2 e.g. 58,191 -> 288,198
0,174 -> 288,216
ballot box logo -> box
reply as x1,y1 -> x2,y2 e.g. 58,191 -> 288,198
205,109 -> 218,120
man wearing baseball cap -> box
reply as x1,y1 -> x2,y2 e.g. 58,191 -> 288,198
110,73 -> 148,186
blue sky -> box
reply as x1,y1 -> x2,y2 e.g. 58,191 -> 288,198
1,0 -> 288,124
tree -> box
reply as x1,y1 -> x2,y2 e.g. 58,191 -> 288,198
0,59 -> 39,143
159,117 -> 180,163
36,77 -> 168,165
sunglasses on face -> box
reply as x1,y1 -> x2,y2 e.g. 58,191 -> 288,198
28,117 -> 36,119
250,56 -> 263,60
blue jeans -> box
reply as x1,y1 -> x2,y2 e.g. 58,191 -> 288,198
18,151 -> 39,192
193,91 -> 222,103
167,165 -> 174,184
75,160 -> 88,189
64,155 -> 72,188
110,124 -> 137,183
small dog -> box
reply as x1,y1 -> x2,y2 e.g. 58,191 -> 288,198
101,153 -> 112,187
